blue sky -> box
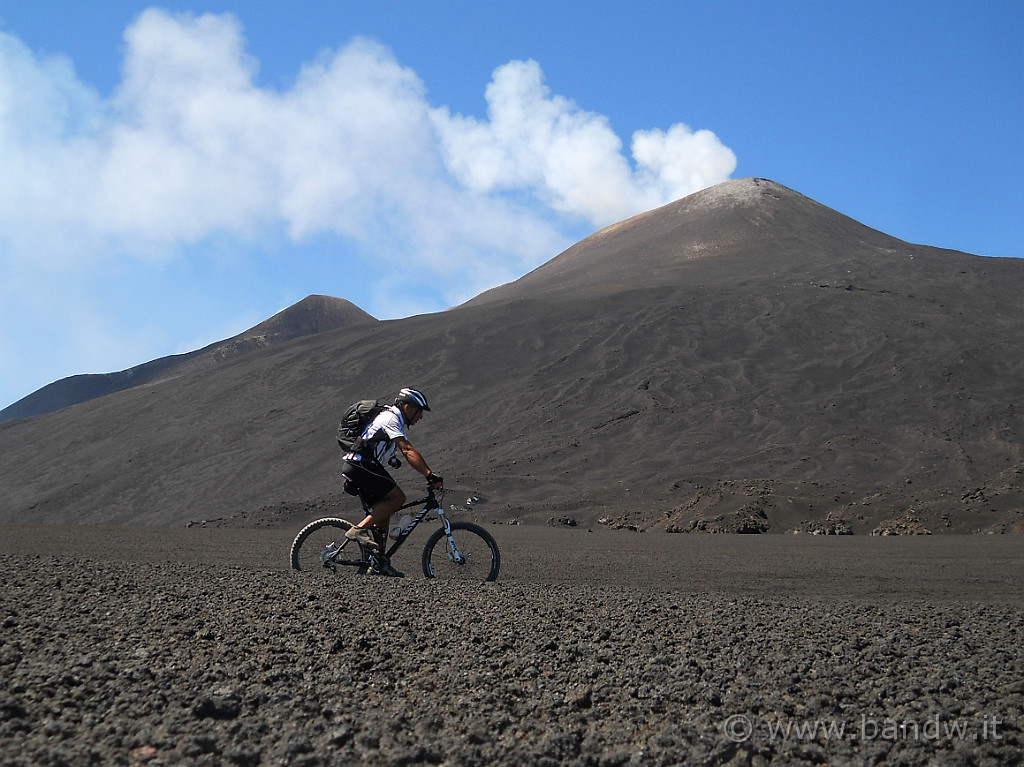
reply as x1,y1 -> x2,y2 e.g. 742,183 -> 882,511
1,1 -> 1021,410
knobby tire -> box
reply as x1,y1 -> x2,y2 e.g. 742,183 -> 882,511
290,517 -> 371,574
421,522 -> 500,582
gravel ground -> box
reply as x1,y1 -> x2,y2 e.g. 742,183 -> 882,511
1,525 -> 1022,766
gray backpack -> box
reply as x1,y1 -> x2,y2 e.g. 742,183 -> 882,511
336,399 -> 386,455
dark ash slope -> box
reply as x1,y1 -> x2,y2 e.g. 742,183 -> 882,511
1,179 -> 1022,532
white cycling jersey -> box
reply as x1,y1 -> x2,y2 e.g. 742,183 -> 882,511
343,405 -> 407,466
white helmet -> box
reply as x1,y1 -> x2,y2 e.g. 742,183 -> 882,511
396,387 -> 430,411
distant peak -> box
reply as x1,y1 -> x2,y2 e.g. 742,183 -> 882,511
587,178 -> 793,238
0,294 -> 378,421
463,177 -> 905,306
238,295 -> 376,341
674,177 -> 800,210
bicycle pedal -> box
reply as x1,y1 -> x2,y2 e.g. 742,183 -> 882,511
320,542 -> 341,570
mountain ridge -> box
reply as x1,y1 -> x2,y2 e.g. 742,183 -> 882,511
0,295 -> 376,422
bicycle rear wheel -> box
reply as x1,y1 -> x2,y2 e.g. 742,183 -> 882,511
421,522 -> 500,582
290,517 -> 371,574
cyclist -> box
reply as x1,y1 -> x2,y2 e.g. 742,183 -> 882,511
341,387 -> 443,575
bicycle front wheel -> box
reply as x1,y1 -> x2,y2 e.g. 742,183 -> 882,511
422,522 -> 500,582
290,517 -> 371,574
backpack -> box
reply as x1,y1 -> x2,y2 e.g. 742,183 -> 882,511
336,399 -> 387,455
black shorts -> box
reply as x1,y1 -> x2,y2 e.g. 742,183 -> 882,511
341,459 -> 397,507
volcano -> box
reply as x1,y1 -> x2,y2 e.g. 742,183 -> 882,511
2,179 -> 1022,533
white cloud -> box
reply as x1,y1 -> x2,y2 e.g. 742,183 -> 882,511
2,11 -> 734,266
0,31 -> 106,263
0,9 -> 736,407
431,59 -> 736,226
632,123 -> 741,207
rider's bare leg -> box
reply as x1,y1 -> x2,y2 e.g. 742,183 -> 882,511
354,485 -> 406,531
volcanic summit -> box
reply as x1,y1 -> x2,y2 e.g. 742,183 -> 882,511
2,178 -> 1022,533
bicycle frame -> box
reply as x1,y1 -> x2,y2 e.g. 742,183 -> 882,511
362,488 -> 463,563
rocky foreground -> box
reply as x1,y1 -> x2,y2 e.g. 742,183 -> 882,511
1,527 -> 1022,766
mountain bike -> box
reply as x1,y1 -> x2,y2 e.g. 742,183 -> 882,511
289,486 -> 500,581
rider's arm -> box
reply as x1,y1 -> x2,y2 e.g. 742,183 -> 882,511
394,437 -> 440,485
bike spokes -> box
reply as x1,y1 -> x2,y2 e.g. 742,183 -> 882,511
291,518 -> 371,574
421,522 -> 500,581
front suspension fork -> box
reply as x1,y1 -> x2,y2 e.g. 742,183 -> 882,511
434,506 -> 465,563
